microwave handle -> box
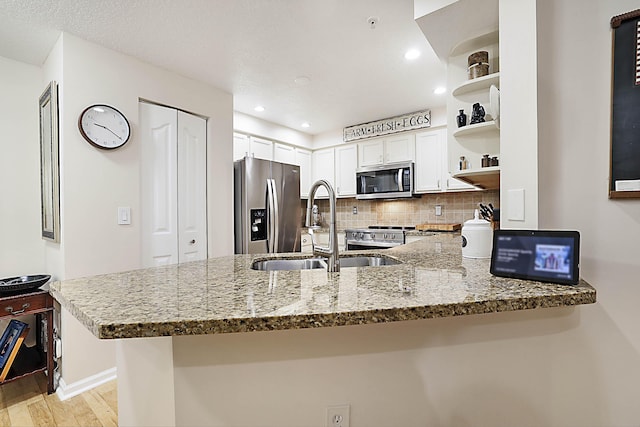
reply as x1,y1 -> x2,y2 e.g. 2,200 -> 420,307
397,168 -> 403,192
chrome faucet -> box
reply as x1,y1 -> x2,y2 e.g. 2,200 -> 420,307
306,180 -> 340,272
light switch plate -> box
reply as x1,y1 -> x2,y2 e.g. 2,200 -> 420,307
118,207 -> 131,225
507,189 -> 525,221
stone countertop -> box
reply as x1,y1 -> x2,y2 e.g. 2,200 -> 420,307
50,234 -> 596,340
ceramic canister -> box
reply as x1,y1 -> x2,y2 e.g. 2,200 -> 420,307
461,209 -> 493,258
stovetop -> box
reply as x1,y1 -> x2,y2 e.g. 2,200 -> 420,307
344,225 -> 412,245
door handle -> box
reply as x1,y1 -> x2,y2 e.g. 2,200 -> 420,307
189,239 -> 196,245
5,303 -> 30,315
266,179 -> 278,253
270,179 -> 280,252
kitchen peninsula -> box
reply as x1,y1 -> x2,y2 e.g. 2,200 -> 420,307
51,234 -> 595,426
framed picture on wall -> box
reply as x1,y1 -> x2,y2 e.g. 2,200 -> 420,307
609,9 -> 640,198
39,81 -> 60,242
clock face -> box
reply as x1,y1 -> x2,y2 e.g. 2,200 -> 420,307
78,104 -> 131,149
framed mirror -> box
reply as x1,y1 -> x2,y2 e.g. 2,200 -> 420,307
39,81 -> 60,242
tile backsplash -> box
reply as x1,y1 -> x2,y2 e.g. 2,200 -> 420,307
307,190 -> 499,229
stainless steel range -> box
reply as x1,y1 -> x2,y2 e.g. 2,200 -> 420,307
344,226 -> 415,250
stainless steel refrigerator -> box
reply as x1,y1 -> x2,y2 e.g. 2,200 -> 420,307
234,157 -> 301,254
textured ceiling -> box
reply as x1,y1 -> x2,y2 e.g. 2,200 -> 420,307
0,0 -> 447,135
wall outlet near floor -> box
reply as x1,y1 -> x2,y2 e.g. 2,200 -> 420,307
352,206 -> 358,215
435,205 -> 442,216
326,404 -> 350,427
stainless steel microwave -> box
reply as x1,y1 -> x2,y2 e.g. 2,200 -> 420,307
355,162 -> 414,200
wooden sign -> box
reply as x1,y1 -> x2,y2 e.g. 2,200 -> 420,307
343,109 -> 431,142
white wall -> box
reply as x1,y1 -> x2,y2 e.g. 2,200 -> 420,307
537,0 -> 640,420
41,33 -> 234,385
499,0 -> 539,229
0,56 -> 44,277
234,111 -> 313,149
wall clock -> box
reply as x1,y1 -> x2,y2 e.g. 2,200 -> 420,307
78,104 -> 131,149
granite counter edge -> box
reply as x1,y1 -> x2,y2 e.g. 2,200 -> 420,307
53,288 -> 596,340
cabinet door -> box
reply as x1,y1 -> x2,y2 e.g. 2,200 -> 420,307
358,140 -> 384,167
311,148 -> 334,198
250,136 -> 273,160
335,145 -> 357,197
414,131 -> 442,192
296,148 -> 312,198
233,133 -> 250,161
385,134 -> 415,164
273,143 -> 296,165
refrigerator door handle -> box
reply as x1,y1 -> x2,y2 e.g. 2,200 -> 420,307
270,178 -> 280,251
266,179 -> 274,252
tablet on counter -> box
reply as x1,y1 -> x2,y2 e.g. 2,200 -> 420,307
489,230 -> 580,285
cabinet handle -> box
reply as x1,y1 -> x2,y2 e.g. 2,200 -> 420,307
5,303 -> 30,315
189,239 -> 196,245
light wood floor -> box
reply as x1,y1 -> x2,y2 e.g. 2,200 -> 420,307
0,373 -> 117,426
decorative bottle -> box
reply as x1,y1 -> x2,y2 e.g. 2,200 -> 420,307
456,109 -> 467,128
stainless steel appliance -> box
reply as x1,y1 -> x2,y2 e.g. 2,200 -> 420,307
234,157 -> 301,254
356,162 -> 414,200
344,226 -> 415,250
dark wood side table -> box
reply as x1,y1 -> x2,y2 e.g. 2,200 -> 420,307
0,288 -> 55,394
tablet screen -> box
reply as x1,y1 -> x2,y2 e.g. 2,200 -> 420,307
490,230 -> 580,285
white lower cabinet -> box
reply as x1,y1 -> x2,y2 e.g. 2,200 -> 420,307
302,231 -> 345,252
301,233 -> 313,253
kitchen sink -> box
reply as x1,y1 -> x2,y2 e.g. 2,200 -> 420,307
251,255 -> 402,271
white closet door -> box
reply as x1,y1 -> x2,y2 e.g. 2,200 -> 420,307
141,103 -> 179,267
177,111 -> 207,263
141,103 -> 207,267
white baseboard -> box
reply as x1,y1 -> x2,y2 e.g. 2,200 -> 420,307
56,367 -> 117,401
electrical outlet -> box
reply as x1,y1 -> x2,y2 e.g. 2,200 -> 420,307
352,206 -> 358,215
435,205 -> 442,216
326,405 -> 350,427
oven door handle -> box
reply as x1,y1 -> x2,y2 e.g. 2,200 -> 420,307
397,168 -> 403,192
346,240 -> 402,249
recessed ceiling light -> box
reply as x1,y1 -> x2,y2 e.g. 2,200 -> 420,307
254,105 -> 265,112
301,122 -> 310,128
404,49 -> 420,60
434,87 -> 446,95
294,76 -> 310,86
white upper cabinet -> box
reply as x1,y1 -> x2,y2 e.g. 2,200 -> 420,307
335,145 -> 357,197
415,128 -> 477,193
414,131 -> 442,192
233,134 -> 274,161
273,142 -> 296,165
358,139 -> 384,166
384,134 -> 415,164
295,148 -> 312,198
233,133 -> 250,161
358,134 -> 415,167
311,148 -> 335,199
250,136 -> 274,161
